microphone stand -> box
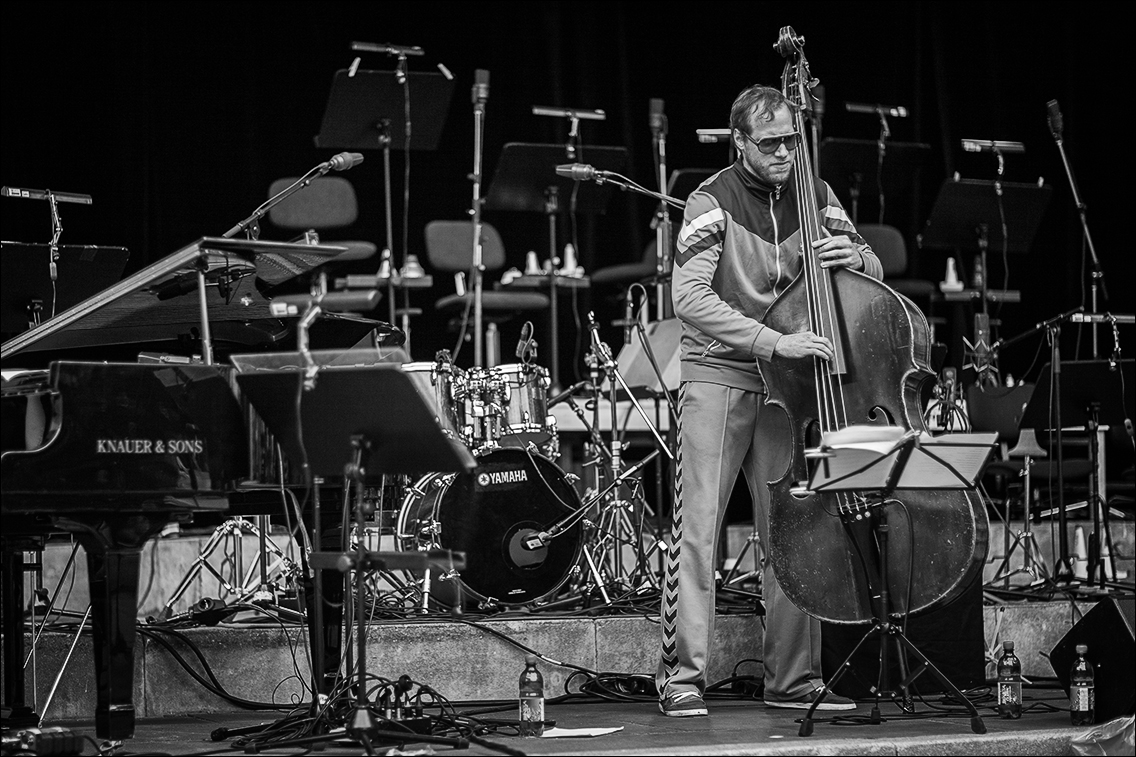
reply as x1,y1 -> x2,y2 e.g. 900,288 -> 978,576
210,155 -> 354,364
1051,119 -> 1108,357
650,104 -> 674,320
470,72 -> 489,367
377,118 -> 398,331
992,308 -> 1081,580
875,109 -> 890,224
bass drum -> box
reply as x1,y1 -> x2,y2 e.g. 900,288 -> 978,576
396,448 -> 582,609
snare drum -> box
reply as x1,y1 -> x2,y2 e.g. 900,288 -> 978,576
402,360 -> 465,441
396,447 -> 582,609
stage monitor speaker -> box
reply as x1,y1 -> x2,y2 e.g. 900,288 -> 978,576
1049,597 -> 1134,722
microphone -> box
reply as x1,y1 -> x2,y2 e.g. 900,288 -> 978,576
961,139 -> 1026,154
522,531 -> 551,550
547,380 -> 589,408
325,152 -> 364,171
846,102 -> 908,118
555,163 -> 609,181
1047,99 -> 1064,141
649,98 -> 666,136
516,320 -> 533,359
350,41 -> 424,57
153,274 -> 199,301
269,290 -> 380,316
471,68 -> 489,105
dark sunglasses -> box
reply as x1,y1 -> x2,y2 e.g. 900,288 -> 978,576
739,130 -> 802,155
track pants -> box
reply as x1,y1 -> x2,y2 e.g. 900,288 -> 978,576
656,381 -> 824,701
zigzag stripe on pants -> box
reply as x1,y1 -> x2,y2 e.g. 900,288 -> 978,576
658,383 -> 686,684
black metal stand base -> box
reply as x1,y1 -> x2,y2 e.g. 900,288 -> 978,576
800,617 -> 987,736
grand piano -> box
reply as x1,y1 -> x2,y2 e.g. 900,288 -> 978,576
0,236 -> 367,741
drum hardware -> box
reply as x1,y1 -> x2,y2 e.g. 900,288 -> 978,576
151,515 -> 299,623
557,313 -> 672,602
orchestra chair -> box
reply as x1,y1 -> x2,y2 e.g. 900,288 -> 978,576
424,220 -> 549,366
857,223 -> 943,340
267,176 -> 377,264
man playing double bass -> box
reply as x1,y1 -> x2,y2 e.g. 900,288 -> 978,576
657,84 -> 882,717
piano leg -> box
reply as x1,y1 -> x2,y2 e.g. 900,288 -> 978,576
2,534 -> 44,729
61,513 -> 170,742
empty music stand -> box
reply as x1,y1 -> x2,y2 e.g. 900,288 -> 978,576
316,68 -> 454,343
233,357 -> 475,751
1021,358 -> 1133,592
918,177 -> 1051,380
967,383 -> 1053,590
0,243 -> 129,336
819,138 -> 930,227
798,426 -> 996,737
483,142 -> 628,389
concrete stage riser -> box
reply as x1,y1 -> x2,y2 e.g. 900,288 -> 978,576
4,602 -> 1099,722
7,521 -> 1130,722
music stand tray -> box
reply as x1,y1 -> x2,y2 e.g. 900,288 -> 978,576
315,70 -> 455,151
233,360 -> 475,478
483,143 -> 629,213
1,243 -> 129,336
917,177 -> 1052,253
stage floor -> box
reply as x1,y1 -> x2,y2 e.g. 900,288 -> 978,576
47,688 -> 1097,756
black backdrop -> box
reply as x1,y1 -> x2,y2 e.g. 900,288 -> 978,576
3,1 -> 1133,383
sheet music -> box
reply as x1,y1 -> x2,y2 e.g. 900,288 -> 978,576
807,426 -> 996,492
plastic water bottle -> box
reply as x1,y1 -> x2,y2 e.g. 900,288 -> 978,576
997,640 -> 1022,719
1070,643 -> 1095,725
518,654 -> 545,737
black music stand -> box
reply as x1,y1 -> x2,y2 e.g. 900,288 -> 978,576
233,360 -> 474,751
1020,358 -> 1133,591
484,142 -> 628,389
798,427 -> 996,737
315,69 -> 454,152
819,138 -> 930,227
0,243 -> 129,336
483,142 -> 628,214
918,178 -> 1051,381
315,68 -> 454,339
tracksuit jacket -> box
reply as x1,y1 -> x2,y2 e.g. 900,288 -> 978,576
672,160 -> 884,391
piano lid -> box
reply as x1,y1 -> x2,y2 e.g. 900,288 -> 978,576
1,237 -> 347,361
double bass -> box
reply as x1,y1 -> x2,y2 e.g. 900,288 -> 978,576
761,27 -> 988,624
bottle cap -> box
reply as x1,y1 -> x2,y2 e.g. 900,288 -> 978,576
525,654 -> 538,665
1075,643 -> 1088,654
1003,640 -> 1015,652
